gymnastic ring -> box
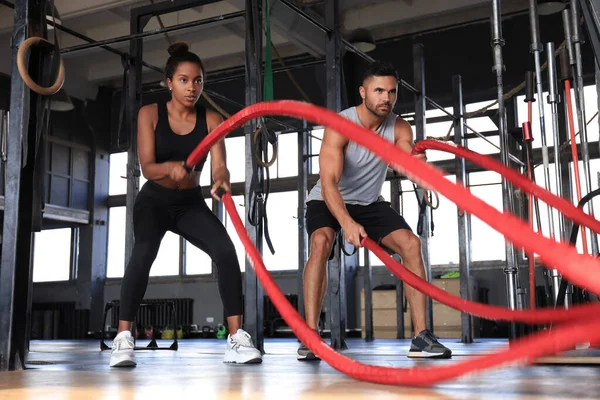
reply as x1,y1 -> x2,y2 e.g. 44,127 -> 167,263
253,126 -> 278,167
424,189 -> 440,210
17,36 -> 65,96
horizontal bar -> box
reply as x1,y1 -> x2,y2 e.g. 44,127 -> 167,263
0,0 -> 165,74
61,11 -> 245,55
278,0 -> 330,33
0,197 -> 90,224
206,59 -> 326,85
132,0 -> 221,21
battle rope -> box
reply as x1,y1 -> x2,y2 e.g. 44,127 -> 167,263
186,100 -> 600,386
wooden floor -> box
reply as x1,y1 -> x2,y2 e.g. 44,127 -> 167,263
0,338 -> 599,399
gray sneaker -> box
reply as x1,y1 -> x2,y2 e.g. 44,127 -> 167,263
297,329 -> 321,361
407,330 -> 452,359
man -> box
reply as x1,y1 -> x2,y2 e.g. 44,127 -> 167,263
298,61 -> 451,360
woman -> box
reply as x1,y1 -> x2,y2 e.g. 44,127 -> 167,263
110,42 -> 261,367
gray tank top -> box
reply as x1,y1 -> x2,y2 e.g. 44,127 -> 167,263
307,106 -> 397,206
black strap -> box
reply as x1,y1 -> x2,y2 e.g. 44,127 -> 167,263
414,184 -> 434,237
338,230 -> 357,257
115,53 -> 131,151
31,1 -> 61,231
247,120 -> 275,255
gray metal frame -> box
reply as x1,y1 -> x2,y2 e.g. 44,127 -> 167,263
491,0 -> 521,340
0,0 -> 45,371
243,0 -> 265,353
453,75 -> 473,343
412,43 -> 434,333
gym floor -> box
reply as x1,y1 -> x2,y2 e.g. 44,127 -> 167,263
1,338 -> 599,399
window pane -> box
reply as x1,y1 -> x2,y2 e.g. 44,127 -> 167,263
429,176 -> 460,265
149,231 -> 180,277
185,242 -> 213,275
268,132 -> 298,178
185,197 -> 214,275
225,195 -> 247,272
200,154 -> 212,186
109,152 -> 127,195
263,191 -> 298,271
107,207 -> 126,278
469,172 -> 505,262
226,137 -> 245,183
33,228 -> 72,282
310,128 -> 323,174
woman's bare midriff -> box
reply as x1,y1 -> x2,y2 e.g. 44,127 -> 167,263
152,171 -> 201,190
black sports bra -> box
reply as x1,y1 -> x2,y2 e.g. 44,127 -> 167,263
154,102 -> 208,172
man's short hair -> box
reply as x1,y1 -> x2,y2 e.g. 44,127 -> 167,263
361,61 -> 399,84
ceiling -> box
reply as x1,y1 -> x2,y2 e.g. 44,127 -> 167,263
0,0 -> 530,101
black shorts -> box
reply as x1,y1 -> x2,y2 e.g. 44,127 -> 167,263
306,200 -> 412,258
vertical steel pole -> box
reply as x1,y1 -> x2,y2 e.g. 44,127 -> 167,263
571,0 -> 599,255
0,0 -> 44,371
453,75 -> 473,344
297,120 -> 309,321
547,41 -> 568,304
363,247 -> 373,341
528,0 -> 556,240
244,0 -> 265,353
492,0 -> 520,340
389,178 -> 405,339
325,0 -> 347,350
412,43 -> 433,333
124,9 -> 144,272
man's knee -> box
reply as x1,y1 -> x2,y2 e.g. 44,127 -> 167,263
309,229 -> 335,261
386,230 -> 422,258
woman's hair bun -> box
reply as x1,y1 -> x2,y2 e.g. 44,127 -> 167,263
168,42 -> 189,56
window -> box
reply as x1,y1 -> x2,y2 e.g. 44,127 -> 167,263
109,152 -> 127,195
33,228 -> 72,282
149,231 -> 180,277
310,128 -> 323,174
263,191 -> 299,271
468,171 -> 505,262
226,136 -> 246,183
224,195 -> 247,272
268,132 -> 298,178
107,206 -> 126,278
185,197 -> 214,275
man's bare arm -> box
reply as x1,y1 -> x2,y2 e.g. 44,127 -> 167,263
320,127 -> 367,246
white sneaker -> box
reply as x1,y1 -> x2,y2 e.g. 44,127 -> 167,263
110,331 -> 137,367
223,329 -> 263,364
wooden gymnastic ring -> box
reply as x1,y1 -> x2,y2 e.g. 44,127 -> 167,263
16,36 -> 65,96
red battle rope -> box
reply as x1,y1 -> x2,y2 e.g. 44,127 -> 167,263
186,100 -> 600,386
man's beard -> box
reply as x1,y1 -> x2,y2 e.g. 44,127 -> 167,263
365,98 -> 391,117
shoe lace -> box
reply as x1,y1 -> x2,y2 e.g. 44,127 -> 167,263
231,330 -> 254,348
421,330 -> 440,344
112,334 -> 134,351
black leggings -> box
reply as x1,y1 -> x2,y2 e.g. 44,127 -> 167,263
119,180 -> 243,321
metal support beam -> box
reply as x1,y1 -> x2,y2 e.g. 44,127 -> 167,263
453,75 -> 473,344
297,121 -> 309,321
124,9 -> 143,279
76,146 -> 109,333
389,176 -> 405,339
491,0 -> 520,340
572,0 -> 599,256
325,0 -> 347,350
61,11 -> 245,55
0,0 -> 45,371
413,43 -> 434,334
577,0 -> 600,68
243,0 -> 264,353
363,247 -> 373,342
